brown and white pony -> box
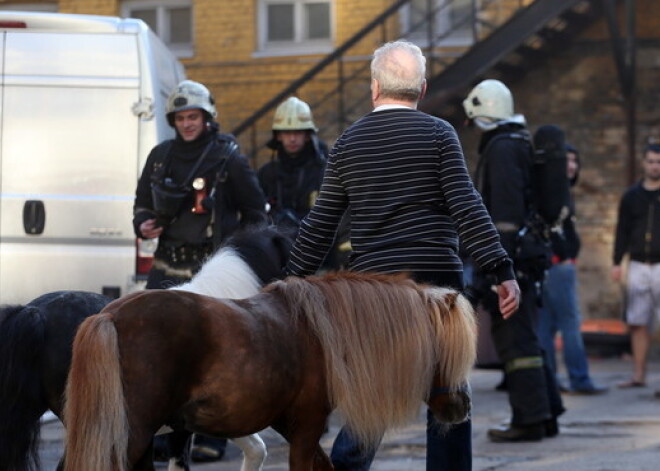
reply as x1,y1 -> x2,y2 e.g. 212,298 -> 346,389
63,271 -> 477,471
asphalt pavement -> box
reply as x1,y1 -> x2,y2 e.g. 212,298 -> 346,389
39,354 -> 660,470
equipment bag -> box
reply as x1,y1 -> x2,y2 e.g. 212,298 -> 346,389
532,124 -> 571,230
514,212 -> 552,283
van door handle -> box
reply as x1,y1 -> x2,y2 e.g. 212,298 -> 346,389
23,200 -> 46,235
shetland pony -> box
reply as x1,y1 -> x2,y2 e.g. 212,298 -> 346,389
63,271 -> 477,471
0,224 -> 293,471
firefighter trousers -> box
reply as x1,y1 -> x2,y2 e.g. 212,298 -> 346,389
482,279 -> 565,425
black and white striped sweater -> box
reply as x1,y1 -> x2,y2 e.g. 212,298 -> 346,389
286,107 -> 513,282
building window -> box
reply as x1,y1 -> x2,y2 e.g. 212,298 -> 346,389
402,0 -> 476,47
122,0 -> 193,58
0,3 -> 57,11
257,0 -> 333,56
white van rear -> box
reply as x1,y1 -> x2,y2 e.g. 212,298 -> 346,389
0,11 -> 186,304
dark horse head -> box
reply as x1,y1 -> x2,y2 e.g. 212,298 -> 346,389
222,223 -> 295,283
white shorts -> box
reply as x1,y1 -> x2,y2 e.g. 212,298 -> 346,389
625,260 -> 660,327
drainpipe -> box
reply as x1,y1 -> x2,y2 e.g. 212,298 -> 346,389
624,0 -> 637,185
603,0 -> 637,184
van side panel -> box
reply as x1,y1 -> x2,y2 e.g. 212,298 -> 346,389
1,31 -> 141,303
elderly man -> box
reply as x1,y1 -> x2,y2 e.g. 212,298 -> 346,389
286,40 -> 519,471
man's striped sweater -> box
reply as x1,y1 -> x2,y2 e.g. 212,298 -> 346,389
287,107 -> 513,282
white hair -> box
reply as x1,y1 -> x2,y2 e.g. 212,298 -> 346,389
371,40 -> 426,101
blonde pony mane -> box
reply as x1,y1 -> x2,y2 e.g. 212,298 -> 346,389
265,272 -> 476,446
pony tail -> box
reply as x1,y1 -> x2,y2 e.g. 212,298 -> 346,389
63,313 -> 128,471
426,288 -> 478,390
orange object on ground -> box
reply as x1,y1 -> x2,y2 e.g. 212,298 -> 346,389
580,318 -> 630,357
581,319 -> 628,335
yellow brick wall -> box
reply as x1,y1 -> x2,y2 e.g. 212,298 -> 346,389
22,0 -> 533,164
194,0 -> 255,62
585,0 -> 657,40
58,0 -> 117,15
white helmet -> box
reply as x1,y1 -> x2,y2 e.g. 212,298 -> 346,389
272,97 -> 318,132
166,80 -> 217,126
463,79 -> 514,122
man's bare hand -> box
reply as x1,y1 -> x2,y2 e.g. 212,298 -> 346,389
140,218 -> 163,239
497,279 -> 520,319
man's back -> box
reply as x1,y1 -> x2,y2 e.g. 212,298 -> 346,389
302,107 -> 502,274
336,108 -> 458,261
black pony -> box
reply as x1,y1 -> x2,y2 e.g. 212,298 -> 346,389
0,224 -> 293,471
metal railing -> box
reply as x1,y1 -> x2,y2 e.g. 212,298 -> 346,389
232,0 -> 529,164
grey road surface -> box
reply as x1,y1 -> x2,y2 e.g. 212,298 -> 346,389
39,355 -> 660,470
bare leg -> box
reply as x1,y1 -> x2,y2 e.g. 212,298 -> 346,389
630,325 -> 650,383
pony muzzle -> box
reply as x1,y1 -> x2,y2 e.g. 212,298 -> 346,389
428,383 -> 471,425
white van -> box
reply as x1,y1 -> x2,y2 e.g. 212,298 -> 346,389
0,11 -> 186,304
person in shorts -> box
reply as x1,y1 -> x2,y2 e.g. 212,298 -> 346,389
611,143 -> 660,388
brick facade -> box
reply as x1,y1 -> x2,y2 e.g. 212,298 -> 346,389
28,0 -> 529,156
58,0 -> 115,15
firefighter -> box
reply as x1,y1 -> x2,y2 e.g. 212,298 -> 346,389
258,97 -> 351,269
133,79 -> 267,462
463,79 -> 565,442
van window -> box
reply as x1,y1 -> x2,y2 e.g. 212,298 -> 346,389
122,0 -> 193,58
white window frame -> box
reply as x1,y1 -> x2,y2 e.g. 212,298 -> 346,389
401,0 -> 477,48
121,0 -> 193,58
256,0 -> 334,57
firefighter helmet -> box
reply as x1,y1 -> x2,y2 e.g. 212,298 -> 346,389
272,97 -> 318,132
463,79 -> 514,122
166,80 -> 217,126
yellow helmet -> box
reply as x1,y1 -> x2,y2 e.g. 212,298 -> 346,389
272,97 -> 318,132
166,80 -> 217,126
